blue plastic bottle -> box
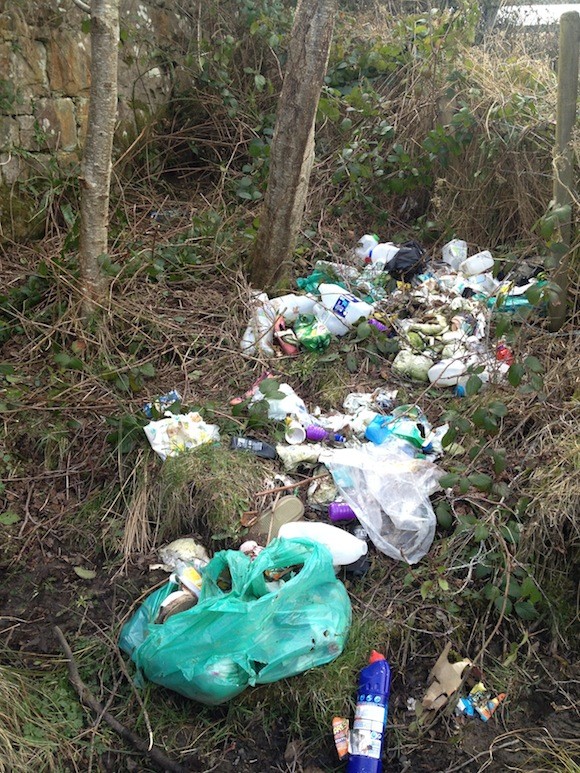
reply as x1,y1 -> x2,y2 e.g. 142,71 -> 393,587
347,651 -> 391,773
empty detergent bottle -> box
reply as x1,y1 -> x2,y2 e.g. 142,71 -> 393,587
316,284 -> 374,336
278,521 -> 367,567
355,235 -> 399,270
348,652 -> 391,773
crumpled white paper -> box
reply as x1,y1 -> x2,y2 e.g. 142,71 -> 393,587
144,411 -> 220,461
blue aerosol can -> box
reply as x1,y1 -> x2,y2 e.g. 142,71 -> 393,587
347,651 -> 391,773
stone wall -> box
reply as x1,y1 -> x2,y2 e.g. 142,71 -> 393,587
0,0 -> 196,231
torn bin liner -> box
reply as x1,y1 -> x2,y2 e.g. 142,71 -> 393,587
119,537 -> 351,705
322,445 -> 443,564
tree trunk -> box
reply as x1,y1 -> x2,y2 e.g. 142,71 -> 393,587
78,0 -> 119,317
549,11 -> 579,332
250,0 -> 337,291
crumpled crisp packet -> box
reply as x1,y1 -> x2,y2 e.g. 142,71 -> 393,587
144,411 -> 220,460
294,314 -> 331,351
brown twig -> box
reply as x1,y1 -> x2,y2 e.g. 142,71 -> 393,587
254,472 -> 329,497
54,626 -> 192,773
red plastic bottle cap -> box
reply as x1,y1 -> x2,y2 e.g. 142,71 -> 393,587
369,650 -> 385,663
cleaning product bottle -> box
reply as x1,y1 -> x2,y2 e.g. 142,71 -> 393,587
347,651 -> 391,773
277,521 -> 367,567
317,283 -> 374,332
355,235 -> 398,269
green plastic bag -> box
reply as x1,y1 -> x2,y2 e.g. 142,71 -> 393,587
119,538 -> 351,705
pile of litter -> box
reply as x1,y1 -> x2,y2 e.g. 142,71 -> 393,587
240,234 -> 544,391
119,233 -> 522,761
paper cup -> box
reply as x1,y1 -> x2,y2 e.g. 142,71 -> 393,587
285,419 -> 306,445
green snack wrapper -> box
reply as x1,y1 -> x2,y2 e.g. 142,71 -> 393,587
294,314 -> 331,352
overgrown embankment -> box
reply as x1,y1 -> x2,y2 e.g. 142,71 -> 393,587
0,2 -> 578,771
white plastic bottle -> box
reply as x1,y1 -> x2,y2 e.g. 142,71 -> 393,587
270,293 -> 317,322
355,234 -> 398,269
278,521 -> 368,567
464,273 -> 499,295
355,234 -> 379,260
240,291 -> 276,357
427,358 -> 468,387
318,283 -> 374,330
459,250 -> 494,277
441,239 -> 468,270
313,301 -> 350,336
367,242 -> 399,269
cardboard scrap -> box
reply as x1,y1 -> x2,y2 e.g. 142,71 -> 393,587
422,642 -> 472,711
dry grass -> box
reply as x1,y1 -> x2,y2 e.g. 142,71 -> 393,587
0,664 -> 69,772
0,10 -> 579,771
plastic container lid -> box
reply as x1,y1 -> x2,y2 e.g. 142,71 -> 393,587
248,495 -> 305,542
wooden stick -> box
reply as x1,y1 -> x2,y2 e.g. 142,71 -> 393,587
254,472 -> 329,497
54,626 -> 191,773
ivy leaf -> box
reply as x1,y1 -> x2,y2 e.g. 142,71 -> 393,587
483,583 -> 500,600
475,563 -> 492,579
495,315 -> 512,338
524,355 -> 543,374
492,450 -> 507,475
494,596 -> 513,615
73,566 -> 96,580
521,576 -> 542,604
469,473 -> 493,492
442,426 -> 457,448
0,510 -> 20,525
259,379 -> 285,400
506,578 -> 522,598
508,363 -> 525,386
345,352 -> 358,373
376,337 -> 399,354
254,73 -> 266,91
459,477 -> 471,494
525,284 -> 544,306
501,522 -> 520,544
436,502 -> 453,529
54,352 -> 84,371
355,321 -> 372,341
515,600 -> 538,620
489,401 -> 507,418
456,417 -> 472,434
465,374 -> 483,396
471,407 -> 488,428
438,472 -> 459,488
473,523 -> 489,541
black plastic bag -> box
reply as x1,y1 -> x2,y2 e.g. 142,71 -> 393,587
389,241 -> 426,280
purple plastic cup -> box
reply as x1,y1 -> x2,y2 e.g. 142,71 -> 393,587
328,502 -> 357,522
305,425 -> 328,441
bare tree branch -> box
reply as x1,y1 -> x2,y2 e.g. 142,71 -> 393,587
54,626 -> 192,773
